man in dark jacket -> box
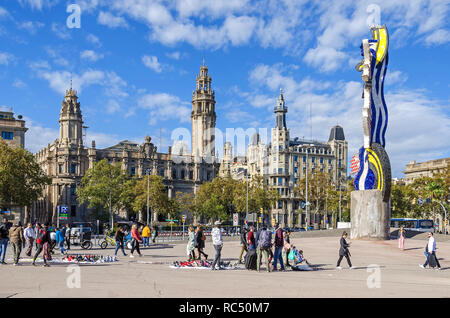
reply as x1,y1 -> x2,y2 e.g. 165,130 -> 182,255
114,227 -> 127,257
272,223 -> 285,271
336,231 -> 353,269
238,226 -> 248,264
0,217 -> 12,264
9,221 -> 24,265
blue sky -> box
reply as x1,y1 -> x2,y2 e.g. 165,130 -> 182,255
0,0 -> 449,178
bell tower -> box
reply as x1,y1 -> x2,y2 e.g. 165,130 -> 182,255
191,61 -> 216,161
59,87 -> 83,146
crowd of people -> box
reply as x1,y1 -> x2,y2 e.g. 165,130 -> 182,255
0,216 -> 443,271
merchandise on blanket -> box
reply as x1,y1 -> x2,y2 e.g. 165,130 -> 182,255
62,254 -> 118,263
170,259 -> 236,270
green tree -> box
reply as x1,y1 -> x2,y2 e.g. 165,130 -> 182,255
132,175 -> 168,224
77,159 -> 127,228
0,140 -> 50,212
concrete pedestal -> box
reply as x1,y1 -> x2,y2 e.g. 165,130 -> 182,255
350,190 -> 390,240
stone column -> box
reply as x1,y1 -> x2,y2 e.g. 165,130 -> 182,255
350,190 -> 391,240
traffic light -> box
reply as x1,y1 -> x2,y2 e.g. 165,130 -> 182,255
258,217 -> 262,223
182,215 -> 186,223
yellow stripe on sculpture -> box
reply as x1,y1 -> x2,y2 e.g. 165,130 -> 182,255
367,147 -> 383,190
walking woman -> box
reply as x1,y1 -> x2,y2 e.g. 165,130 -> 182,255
398,226 -> 405,250
336,231 -> 354,269
114,227 -> 127,257
195,225 -> 208,260
187,226 -> 196,261
130,224 -> 142,258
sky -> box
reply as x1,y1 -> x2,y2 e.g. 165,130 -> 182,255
0,0 -> 449,178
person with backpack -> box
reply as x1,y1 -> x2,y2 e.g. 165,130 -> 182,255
23,223 -> 36,256
151,225 -> 159,243
420,232 -> 441,270
195,225 -> 208,260
272,223 -> 285,271
238,226 -> 248,264
33,223 -> 50,267
211,221 -> 223,270
336,231 -> 354,270
0,217 -> 12,265
55,227 -> 66,255
114,226 -> 127,257
65,224 -> 71,250
9,221 -> 24,266
129,223 -> 142,258
256,226 -> 272,272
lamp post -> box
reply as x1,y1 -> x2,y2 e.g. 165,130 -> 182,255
146,168 -> 151,225
339,175 -> 342,223
300,144 -> 314,231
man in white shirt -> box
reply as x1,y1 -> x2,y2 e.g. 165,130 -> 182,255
211,221 -> 223,270
23,223 -> 36,256
420,232 -> 441,270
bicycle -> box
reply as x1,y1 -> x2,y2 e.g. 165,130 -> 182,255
99,234 -> 116,249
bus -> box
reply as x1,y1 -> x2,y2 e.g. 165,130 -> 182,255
390,218 -> 434,232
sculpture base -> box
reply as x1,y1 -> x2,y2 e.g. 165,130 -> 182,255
350,190 -> 391,240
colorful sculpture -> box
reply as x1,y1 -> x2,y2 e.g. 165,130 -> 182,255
354,25 -> 391,202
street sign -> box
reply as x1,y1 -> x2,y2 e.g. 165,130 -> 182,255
168,221 -> 176,226
0,210 -> 10,216
58,205 -> 69,220
350,153 -> 360,176
165,219 -> 178,222
233,213 -> 239,226
418,198 -> 424,205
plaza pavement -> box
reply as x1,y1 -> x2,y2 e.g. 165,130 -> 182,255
0,229 -> 449,298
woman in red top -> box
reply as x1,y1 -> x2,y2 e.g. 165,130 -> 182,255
130,224 -> 142,258
247,226 -> 255,250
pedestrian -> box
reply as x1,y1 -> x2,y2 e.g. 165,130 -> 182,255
0,217 -> 12,265
187,226 -> 196,261
336,231 -> 354,269
129,224 -> 142,258
256,226 -> 272,272
211,221 -> 223,270
55,227 -> 66,255
34,223 -> 41,249
195,225 -> 208,260
114,226 -> 127,257
238,226 -> 248,264
282,230 -> 292,267
33,223 -> 50,267
272,223 -> 285,271
151,225 -> 158,243
398,226 -> 405,250
65,224 -> 71,250
247,226 -> 255,250
142,224 -> 151,248
23,223 -> 36,256
9,221 -> 24,266
420,232 -> 441,270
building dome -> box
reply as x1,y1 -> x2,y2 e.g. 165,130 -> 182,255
328,125 -> 345,141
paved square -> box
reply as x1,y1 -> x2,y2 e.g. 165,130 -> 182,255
1,231 -> 449,298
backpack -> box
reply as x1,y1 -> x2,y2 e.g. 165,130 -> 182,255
36,228 -> 47,245
259,230 -> 272,249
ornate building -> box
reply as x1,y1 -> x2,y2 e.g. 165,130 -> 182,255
0,109 -> 27,149
404,158 -> 449,184
30,64 -> 219,225
220,90 -> 348,228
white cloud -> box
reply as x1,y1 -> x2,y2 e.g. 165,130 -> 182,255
18,21 -> 45,34
18,0 -> 58,11
97,11 -> 129,28
86,33 -> 102,47
106,100 -> 121,114
424,29 -> 450,45
45,46 -> 69,66
80,50 -> 104,62
142,55 -> 162,73
0,7 -> 11,19
51,22 -> 71,40
0,51 -> 14,65
137,93 -> 191,125
12,79 -> 27,88
24,117 -> 60,153
166,51 -> 181,60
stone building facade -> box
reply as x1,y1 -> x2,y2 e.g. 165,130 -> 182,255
220,90 -> 348,228
404,158 -> 449,184
30,64 -> 219,225
0,109 -> 27,149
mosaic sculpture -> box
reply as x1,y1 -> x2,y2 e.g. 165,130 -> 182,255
354,25 -> 391,202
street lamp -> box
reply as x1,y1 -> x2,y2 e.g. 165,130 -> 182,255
300,144 -> 314,231
146,168 -> 152,225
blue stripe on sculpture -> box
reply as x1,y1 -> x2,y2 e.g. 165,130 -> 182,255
365,167 -> 376,189
354,146 -> 366,190
380,54 -> 389,147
